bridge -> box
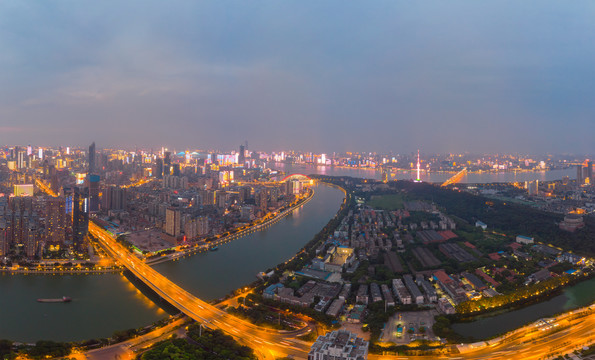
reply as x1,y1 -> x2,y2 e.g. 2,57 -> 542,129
34,177 -> 312,358
441,167 -> 467,187
89,222 -> 312,358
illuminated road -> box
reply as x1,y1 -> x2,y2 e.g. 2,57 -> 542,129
441,168 -> 467,187
371,305 -> 595,360
89,221 -> 313,359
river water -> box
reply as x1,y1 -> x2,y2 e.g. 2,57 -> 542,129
273,163 -> 576,183
452,277 -> 595,339
0,184 -> 345,342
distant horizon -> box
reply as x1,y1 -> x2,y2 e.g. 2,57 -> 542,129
1,143 -> 593,159
2,2 -> 594,154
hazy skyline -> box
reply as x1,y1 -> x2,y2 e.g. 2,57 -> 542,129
1,1 -> 594,154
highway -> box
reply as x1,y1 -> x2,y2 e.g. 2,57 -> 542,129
89,221 -> 313,359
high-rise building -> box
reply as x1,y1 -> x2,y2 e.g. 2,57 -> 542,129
587,161 -> 593,184
155,158 -> 164,179
24,220 -> 39,258
17,149 -> 27,169
45,197 -> 66,246
165,208 -> 182,237
88,174 -> 100,212
72,187 -> 89,251
0,219 -> 8,257
239,144 -> 245,165
102,186 -> 127,211
577,164 -> 584,185
88,142 -> 96,174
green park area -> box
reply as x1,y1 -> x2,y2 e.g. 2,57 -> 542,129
367,193 -> 405,210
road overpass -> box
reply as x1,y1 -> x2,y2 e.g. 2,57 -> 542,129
441,168 -> 467,187
88,221 -> 313,359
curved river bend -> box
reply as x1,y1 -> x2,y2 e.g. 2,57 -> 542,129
0,184 -> 345,342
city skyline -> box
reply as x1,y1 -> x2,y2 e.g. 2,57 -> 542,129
1,1 -> 595,153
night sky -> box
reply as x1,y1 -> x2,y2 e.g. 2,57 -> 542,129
1,1 -> 594,154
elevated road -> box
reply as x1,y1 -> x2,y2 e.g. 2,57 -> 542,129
89,222 -> 313,358
441,168 -> 467,187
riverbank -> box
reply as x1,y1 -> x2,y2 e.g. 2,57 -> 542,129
0,266 -> 123,275
452,275 -> 595,340
145,187 -> 315,265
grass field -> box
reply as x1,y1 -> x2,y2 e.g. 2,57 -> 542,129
367,193 -> 406,210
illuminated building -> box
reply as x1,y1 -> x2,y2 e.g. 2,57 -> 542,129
14,184 -> 34,197
155,158 -> 164,179
183,216 -> 209,240
45,197 -> 66,246
17,148 -> 27,169
72,187 -> 89,251
88,174 -> 100,212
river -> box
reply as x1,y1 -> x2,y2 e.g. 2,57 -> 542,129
0,184 -> 345,342
273,163 -> 576,183
452,277 -> 595,339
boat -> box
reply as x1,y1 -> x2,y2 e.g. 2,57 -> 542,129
209,246 -> 219,251
37,296 -> 72,303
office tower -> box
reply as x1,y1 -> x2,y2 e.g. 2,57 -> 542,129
588,161 -> 593,184
88,142 -> 96,174
46,197 -> 66,246
17,149 -> 27,169
155,158 -> 164,179
239,144 -> 245,165
163,151 -> 171,176
72,187 -> 89,252
165,208 -> 182,237
88,174 -> 100,212
577,164 -> 584,185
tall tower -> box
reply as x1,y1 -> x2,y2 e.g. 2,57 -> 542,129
414,150 -> 422,182
239,144 -> 245,165
88,142 -> 96,174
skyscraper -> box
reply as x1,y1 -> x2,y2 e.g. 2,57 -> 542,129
165,208 -> 182,237
88,142 -> 96,174
577,164 -> 584,185
587,161 -> 593,184
72,187 -> 89,252
239,144 -> 245,165
45,197 -> 66,246
88,174 -> 100,212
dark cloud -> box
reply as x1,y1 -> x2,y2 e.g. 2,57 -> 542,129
1,1 -> 594,153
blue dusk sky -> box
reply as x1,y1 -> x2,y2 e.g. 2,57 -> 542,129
0,1 -> 594,153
